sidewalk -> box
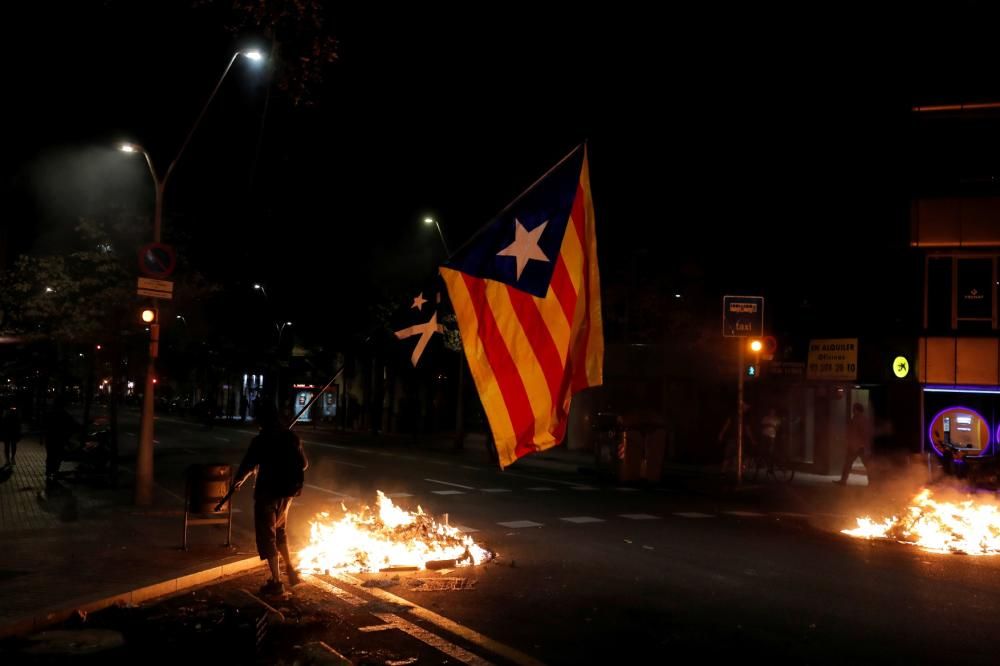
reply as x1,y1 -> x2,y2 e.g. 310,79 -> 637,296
0,437 -> 262,639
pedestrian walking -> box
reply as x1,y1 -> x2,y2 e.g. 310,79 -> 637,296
835,402 -> 872,485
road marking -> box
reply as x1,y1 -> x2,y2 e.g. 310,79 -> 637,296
725,511 -> 767,518
331,574 -> 545,666
570,485 -> 598,491
615,487 -> 639,492
674,512 -> 713,519
359,623 -> 396,632
453,525 -> 478,533
305,574 -> 365,607
385,492 -> 413,498
425,478 -> 476,490
432,490 -> 466,495
773,512 -> 811,519
305,484 -> 356,499
480,488 -> 511,493
497,520 -> 544,529
620,514 -> 661,520
461,465 -> 482,471
526,487 -> 556,492
213,436 -> 230,442
371,612 -> 493,666
560,516 -> 604,524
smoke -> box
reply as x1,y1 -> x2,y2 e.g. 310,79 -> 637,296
835,453 -> 1000,529
22,145 -> 149,253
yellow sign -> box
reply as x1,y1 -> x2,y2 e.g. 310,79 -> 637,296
892,356 -> 910,378
806,338 -> 858,380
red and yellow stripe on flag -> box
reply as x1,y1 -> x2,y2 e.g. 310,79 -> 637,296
441,147 -> 603,468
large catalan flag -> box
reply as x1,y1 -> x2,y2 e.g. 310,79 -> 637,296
440,146 -> 603,468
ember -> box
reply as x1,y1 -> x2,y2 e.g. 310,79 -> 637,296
842,488 -> 1000,555
297,491 -> 493,573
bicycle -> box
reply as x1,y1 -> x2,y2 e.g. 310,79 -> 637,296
741,441 -> 795,483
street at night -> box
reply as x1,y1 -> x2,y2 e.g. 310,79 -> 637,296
9,3 -> 1000,665
4,412 -> 1000,664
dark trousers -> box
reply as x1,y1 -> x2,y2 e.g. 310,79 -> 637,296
3,438 -> 16,464
840,447 -> 870,482
254,496 -> 293,560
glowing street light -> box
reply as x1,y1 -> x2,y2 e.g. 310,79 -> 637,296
119,49 -> 265,506
423,216 -> 450,255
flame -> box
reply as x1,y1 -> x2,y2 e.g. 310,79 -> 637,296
843,488 -> 1000,554
297,491 -> 493,573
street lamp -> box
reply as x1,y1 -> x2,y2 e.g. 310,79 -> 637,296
119,48 -> 265,506
253,283 -> 269,299
423,216 -> 450,256
276,321 -> 293,344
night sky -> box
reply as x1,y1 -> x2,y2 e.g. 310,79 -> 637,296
5,2 -> 1000,346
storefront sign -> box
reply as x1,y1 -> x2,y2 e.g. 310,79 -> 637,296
807,338 -> 858,380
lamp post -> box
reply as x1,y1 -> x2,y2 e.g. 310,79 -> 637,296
254,283 -> 269,299
421,216 -> 466,448
423,217 -> 450,256
120,48 -> 265,506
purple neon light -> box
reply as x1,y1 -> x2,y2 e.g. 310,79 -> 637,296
927,405 -> 991,458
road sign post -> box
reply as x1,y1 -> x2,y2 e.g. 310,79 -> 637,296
723,296 -> 765,485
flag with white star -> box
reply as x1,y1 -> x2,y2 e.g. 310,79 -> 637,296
440,145 -> 604,469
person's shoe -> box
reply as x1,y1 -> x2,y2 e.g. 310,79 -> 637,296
287,569 -> 302,587
259,580 -> 285,597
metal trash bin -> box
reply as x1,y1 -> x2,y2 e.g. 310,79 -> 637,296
183,463 -> 233,550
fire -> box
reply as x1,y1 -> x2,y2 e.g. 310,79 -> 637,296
843,488 -> 1000,555
297,491 -> 493,573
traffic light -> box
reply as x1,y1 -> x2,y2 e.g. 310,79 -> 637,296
140,308 -> 156,324
746,338 -> 763,379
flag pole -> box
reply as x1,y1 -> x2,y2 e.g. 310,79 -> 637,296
443,143 -> 585,261
287,366 -> 344,430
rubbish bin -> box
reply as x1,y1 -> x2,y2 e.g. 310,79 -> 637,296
183,464 -> 233,549
187,464 -> 232,513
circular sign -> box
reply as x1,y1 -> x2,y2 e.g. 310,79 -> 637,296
892,355 -> 910,378
928,406 -> 991,457
138,243 -> 176,278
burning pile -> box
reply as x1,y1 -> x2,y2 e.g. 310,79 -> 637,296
843,488 -> 1000,555
297,491 -> 493,573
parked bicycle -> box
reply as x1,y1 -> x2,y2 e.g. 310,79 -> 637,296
741,442 -> 795,483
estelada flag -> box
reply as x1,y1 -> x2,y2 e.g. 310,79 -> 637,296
440,145 -> 603,468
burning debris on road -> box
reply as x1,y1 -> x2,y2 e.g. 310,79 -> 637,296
843,488 -> 1000,555
297,491 -> 493,573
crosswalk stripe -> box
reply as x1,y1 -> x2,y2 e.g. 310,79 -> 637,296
498,520 -> 544,528
560,516 -> 604,524
431,490 -> 465,495
674,512 -> 713,519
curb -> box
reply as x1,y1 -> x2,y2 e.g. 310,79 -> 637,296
0,555 -> 265,640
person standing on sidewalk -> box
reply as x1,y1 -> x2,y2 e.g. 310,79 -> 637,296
760,407 -> 781,475
230,402 -> 309,596
2,403 -> 21,467
835,402 -> 872,486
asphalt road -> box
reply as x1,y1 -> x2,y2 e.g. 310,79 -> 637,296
108,412 -> 1000,664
